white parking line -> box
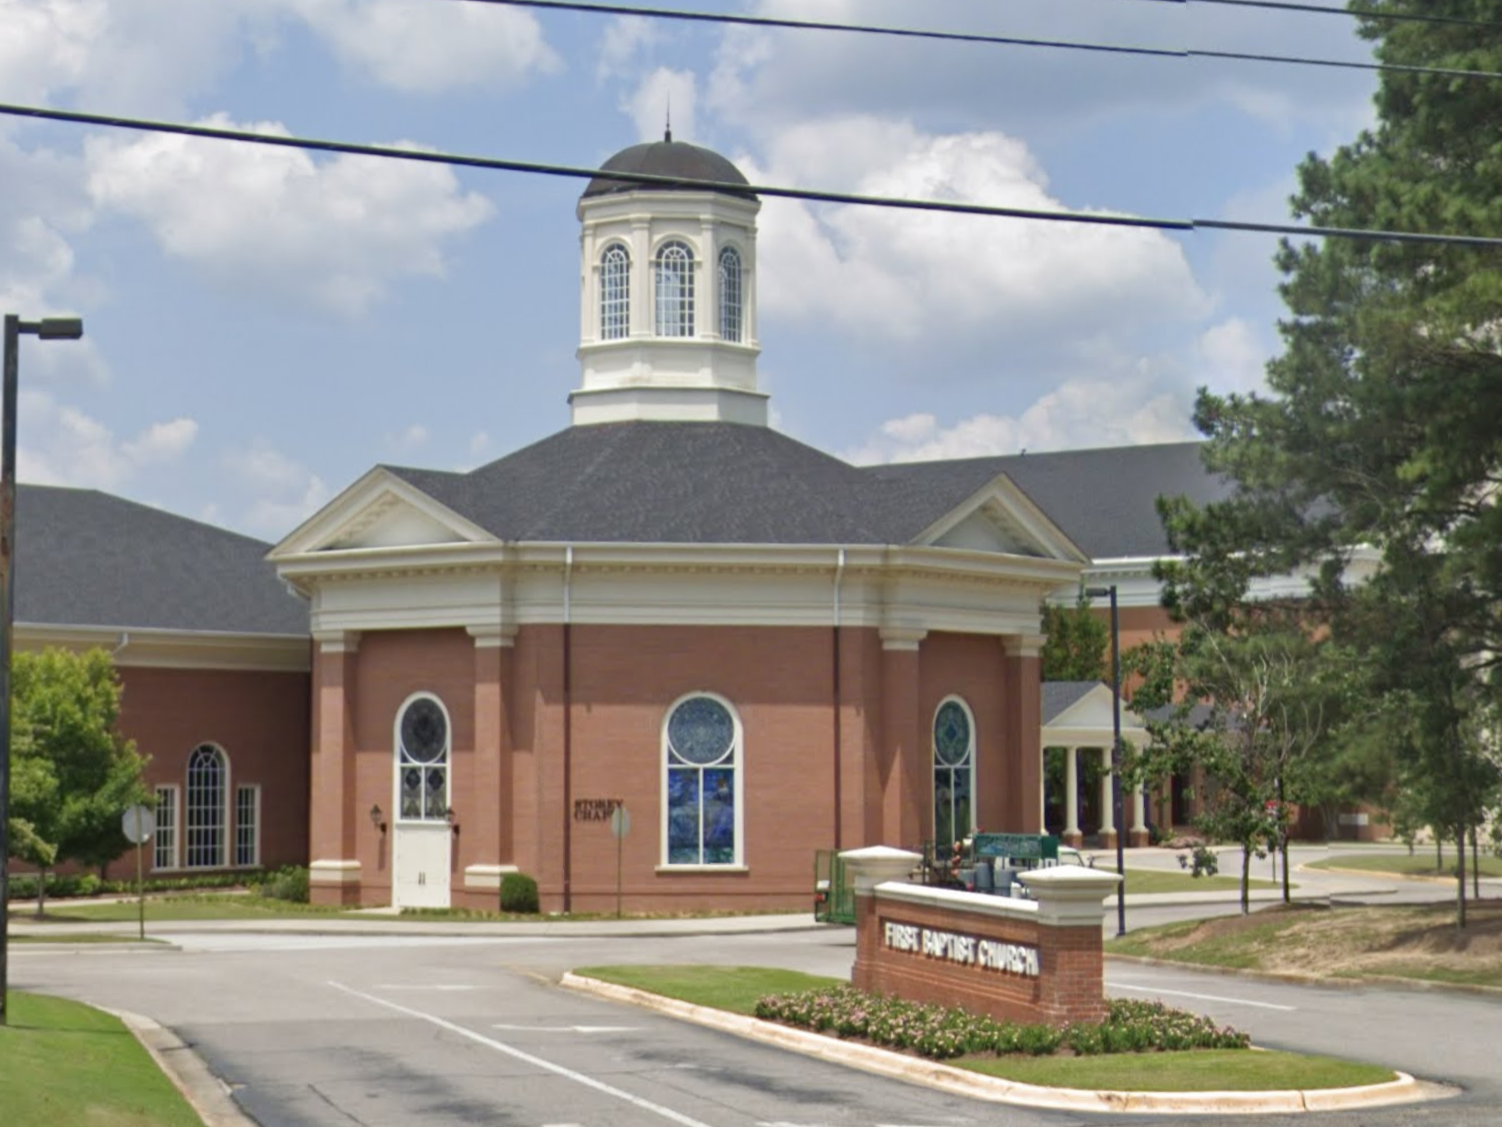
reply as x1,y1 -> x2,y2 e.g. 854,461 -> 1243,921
329,981 -> 715,1127
1111,983 -> 1296,1011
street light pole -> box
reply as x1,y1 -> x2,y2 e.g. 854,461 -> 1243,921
1085,583 -> 1127,937
0,314 -> 84,1027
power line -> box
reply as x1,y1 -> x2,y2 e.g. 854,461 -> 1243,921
1160,0 -> 1502,33
469,0 -> 1502,83
6,100 -> 1502,249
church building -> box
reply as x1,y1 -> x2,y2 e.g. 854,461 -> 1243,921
269,135 -> 1097,913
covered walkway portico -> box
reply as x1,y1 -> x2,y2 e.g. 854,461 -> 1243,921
1041,681 -> 1151,849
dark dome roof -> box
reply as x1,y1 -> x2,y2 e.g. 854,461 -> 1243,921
582,135 -> 757,201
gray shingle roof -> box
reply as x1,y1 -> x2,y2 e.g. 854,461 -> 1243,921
1042,681 -> 1103,724
17,485 -> 308,635
386,423 -> 1224,557
386,422 -> 888,544
864,442 -> 1232,559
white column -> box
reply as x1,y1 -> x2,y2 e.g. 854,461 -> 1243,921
1132,785 -> 1147,836
1099,747 -> 1115,836
1063,747 -> 1080,837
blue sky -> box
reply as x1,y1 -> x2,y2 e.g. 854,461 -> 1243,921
1,0 -> 1379,539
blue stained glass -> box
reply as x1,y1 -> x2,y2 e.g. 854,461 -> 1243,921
934,701 -> 971,766
667,769 -> 701,864
668,697 -> 734,765
702,768 -> 736,862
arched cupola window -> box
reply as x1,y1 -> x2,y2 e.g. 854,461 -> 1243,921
933,697 -> 976,850
600,243 -> 630,340
655,240 -> 695,337
718,245 -> 743,342
663,693 -> 741,866
396,695 -> 450,821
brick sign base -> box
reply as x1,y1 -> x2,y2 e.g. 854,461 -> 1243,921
841,847 -> 1122,1028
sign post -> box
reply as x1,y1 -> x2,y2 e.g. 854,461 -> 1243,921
609,805 -> 631,919
121,805 -> 155,941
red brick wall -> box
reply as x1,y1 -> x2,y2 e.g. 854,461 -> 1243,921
851,891 -> 1106,1027
119,665 -> 311,874
859,889 -> 1105,1033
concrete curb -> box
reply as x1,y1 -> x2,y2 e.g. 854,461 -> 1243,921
1106,953 -> 1502,999
561,973 -> 1443,1116
106,1007 -> 255,1127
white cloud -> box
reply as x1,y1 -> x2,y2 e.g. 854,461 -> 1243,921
17,389 -> 197,487
1197,317 -> 1270,397
287,0 -> 558,92
597,15 -> 658,83
744,117 -> 1208,344
709,0 -> 1375,136
846,369 -> 1196,465
624,67 -> 697,144
224,440 -> 330,536
121,417 -> 198,463
388,424 -> 429,452
84,116 -> 495,316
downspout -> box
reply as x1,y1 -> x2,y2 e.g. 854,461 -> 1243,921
562,545 -> 574,914
111,632 -> 130,657
832,549 -> 845,849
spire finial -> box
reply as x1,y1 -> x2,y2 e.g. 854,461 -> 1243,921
665,97 -> 672,143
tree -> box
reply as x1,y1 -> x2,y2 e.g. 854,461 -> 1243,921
1156,1 -> 1502,927
1127,609 -> 1349,912
6,648 -> 146,913
1041,589 -> 1109,683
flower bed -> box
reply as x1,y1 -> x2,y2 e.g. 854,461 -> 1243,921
754,988 -> 1249,1061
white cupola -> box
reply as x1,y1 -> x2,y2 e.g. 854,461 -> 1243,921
572,131 -> 765,427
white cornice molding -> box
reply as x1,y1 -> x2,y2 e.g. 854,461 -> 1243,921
17,624 -> 311,673
289,541 -> 1073,638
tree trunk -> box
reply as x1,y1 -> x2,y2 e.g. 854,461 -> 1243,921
1456,818 -> 1468,930
1471,827 -> 1480,901
1436,837 -> 1443,870
35,865 -> 47,919
1241,843 -> 1252,915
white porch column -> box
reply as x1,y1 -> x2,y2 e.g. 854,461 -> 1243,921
1098,747 -> 1116,837
1063,747 -> 1080,838
1132,785 -> 1147,835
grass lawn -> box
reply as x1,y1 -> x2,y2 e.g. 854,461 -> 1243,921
959,1049 -> 1394,1091
1308,852 -> 1502,879
575,965 -> 841,1014
28,896 -> 344,923
1114,869 -> 1279,896
0,992 -> 203,1127
571,965 -> 1394,1093
11,933 -> 168,945
1108,902 -> 1502,987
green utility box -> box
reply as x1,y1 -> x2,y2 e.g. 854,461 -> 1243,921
813,850 -> 855,924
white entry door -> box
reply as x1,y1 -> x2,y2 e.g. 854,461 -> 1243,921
394,822 -> 451,909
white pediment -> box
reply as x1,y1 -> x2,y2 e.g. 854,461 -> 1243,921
1044,684 -> 1149,747
915,474 -> 1090,564
269,468 -> 497,558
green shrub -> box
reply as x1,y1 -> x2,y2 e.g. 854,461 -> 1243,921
500,872 -> 539,913
754,987 -> 1247,1062
259,866 -> 310,903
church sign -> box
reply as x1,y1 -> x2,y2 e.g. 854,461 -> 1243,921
840,846 -> 1121,1028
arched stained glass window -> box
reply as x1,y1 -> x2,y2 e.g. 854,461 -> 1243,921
397,695 -> 450,821
601,244 -> 630,340
663,694 -> 740,865
933,697 -> 975,850
655,241 -> 695,337
718,246 -> 742,342
185,743 -> 227,868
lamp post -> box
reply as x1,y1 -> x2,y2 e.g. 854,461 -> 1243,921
1084,583 -> 1126,938
1,314 -> 84,1027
